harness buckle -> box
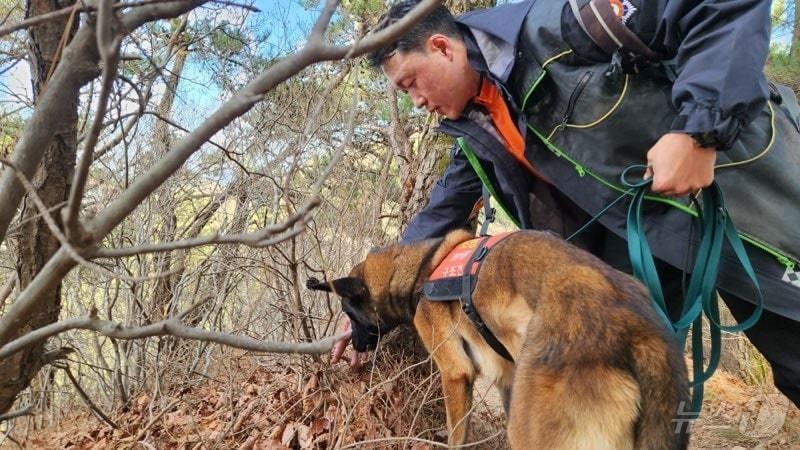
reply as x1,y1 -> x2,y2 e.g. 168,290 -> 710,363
473,246 -> 489,262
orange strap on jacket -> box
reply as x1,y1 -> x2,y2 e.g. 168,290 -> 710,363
473,78 -> 543,179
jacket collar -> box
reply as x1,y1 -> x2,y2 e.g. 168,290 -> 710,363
456,0 -> 535,83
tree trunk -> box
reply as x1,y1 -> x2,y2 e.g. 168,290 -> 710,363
151,38 -> 189,321
0,0 -> 78,414
387,88 -> 447,229
792,0 -> 800,60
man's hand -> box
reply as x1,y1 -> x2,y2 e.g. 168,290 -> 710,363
331,317 -> 368,370
644,132 -> 717,196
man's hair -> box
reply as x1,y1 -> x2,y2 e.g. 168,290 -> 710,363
367,0 -> 462,68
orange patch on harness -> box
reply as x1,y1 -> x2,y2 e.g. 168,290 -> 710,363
428,232 -> 515,281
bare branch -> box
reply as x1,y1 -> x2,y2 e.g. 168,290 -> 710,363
325,0 -> 442,60
0,275 -> 17,312
96,0 -> 115,61
0,159 -> 184,283
64,52 -> 120,240
0,1 -> 193,39
0,3 -> 77,39
0,0 -> 437,349
65,67 -> 116,233
131,399 -> 180,442
0,407 -> 32,422
58,364 -> 119,429
0,0 -> 209,245
0,316 -> 351,359
92,194 -> 316,257
209,0 -> 259,12
309,0 -> 339,44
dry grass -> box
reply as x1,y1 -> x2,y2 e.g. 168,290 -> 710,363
12,344 -> 798,450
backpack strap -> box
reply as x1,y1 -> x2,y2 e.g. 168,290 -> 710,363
568,0 -> 662,61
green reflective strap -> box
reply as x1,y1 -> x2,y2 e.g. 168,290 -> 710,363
456,138 -> 521,228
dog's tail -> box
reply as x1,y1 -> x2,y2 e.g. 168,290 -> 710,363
631,334 -> 690,450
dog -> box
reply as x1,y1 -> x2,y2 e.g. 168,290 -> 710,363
308,229 -> 689,449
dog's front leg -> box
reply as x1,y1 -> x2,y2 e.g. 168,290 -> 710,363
415,304 -> 476,447
440,368 -> 474,446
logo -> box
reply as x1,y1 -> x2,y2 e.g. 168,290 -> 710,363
609,0 -> 637,24
782,265 -> 800,287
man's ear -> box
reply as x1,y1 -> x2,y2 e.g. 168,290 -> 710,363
330,277 -> 368,300
428,34 -> 453,58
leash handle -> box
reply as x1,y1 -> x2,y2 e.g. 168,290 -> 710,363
622,166 -> 764,417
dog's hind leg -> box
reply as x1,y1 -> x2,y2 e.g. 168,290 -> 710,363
507,364 -> 639,450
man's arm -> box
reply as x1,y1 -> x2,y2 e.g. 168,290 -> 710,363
666,0 -> 770,148
645,0 -> 771,195
401,143 -> 484,242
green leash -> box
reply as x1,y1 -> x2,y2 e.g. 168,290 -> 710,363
622,165 -> 764,418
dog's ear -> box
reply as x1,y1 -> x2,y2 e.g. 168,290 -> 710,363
330,277 -> 368,300
306,277 -> 332,292
306,277 -> 368,300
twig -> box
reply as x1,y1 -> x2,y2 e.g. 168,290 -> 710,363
0,158 -> 183,283
65,5 -> 122,241
209,0 -> 259,11
0,274 -> 16,311
59,364 -> 119,429
309,0 -> 339,44
0,315 -> 352,359
0,0 -> 199,39
132,398 -> 180,442
92,198 -> 317,257
0,407 -> 32,422
0,0 -> 437,354
339,430 -> 505,449
5,201 -> 67,236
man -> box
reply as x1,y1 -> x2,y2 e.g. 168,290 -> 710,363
332,0 -> 800,408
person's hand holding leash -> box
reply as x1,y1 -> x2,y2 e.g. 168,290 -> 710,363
644,132 -> 717,196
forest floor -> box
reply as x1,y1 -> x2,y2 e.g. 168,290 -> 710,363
9,348 -> 800,450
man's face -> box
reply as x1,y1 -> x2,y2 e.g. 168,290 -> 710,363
382,34 -> 478,120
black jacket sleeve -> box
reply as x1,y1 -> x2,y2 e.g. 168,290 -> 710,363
648,0 -> 771,149
401,143 -> 483,243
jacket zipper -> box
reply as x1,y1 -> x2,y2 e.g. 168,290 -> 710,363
560,70 -> 593,127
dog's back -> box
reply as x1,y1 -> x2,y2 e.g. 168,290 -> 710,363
476,231 -> 689,450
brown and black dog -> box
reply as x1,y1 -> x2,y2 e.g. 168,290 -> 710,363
308,229 -> 689,449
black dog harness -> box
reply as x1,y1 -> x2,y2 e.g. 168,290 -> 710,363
422,232 -> 516,361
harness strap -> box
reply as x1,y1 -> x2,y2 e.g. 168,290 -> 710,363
479,185 -> 495,236
461,237 -> 515,361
